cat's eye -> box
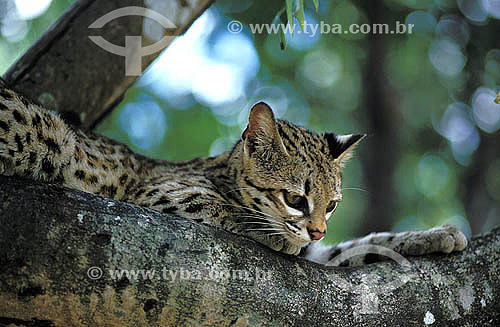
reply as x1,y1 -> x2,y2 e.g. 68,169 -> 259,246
282,190 -> 307,211
326,201 -> 338,213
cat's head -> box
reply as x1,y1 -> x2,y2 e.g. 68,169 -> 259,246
237,102 -> 365,248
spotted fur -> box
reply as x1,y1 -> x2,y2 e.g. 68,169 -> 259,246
0,86 -> 467,264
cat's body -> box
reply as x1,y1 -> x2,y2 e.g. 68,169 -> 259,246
0,83 -> 467,266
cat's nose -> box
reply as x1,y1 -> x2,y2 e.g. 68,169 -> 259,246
308,228 -> 326,241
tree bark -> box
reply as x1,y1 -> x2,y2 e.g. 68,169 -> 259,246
0,175 -> 498,327
2,0 -> 213,129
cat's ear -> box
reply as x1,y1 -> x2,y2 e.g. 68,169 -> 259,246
242,102 -> 287,156
324,133 -> 366,165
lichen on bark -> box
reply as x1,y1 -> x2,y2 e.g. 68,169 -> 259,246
0,176 -> 499,326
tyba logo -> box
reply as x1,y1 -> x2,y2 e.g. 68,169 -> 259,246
327,245 -> 415,314
88,6 -> 177,76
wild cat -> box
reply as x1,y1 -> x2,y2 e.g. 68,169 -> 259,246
0,83 -> 466,266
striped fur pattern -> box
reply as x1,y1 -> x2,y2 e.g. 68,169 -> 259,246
0,86 -> 467,264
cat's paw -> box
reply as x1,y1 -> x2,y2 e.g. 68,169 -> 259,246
429,224 -> 468,253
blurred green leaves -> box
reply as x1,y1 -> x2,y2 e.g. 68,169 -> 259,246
296,0 -> 305,31
313,0 -> 319,12
272,6 -> 287,50
286,0 -> 293,34
276,0 -> 318,49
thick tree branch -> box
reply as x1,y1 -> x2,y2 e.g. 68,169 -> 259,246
0,175 -> 498,326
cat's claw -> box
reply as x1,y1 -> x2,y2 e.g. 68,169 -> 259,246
432,224 -> 468,253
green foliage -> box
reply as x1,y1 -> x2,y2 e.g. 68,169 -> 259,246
277,0 -> 318,49
296,0 -> 305,31
313,0 -> 319,12
286,0 -> 294,34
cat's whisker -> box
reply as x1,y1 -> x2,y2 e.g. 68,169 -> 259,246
244,228 -> 284,232
234,221 -> 284,227
237,224 -> 285,230
222,187 -> 254,195
234,214 -> 284,223
235,214 -> 284,226
224,203 -> 272,217
223,203 -> 277,220
265,232 -> 287,236
343,187 -> 371,194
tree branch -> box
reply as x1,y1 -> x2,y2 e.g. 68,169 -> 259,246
0,175 -> 498,326
2,0 -> 213,129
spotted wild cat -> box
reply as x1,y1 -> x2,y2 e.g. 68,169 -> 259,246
0,83 -> 467,266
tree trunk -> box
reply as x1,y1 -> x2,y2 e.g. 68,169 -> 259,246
0,175 -> 498,327
357,0 -> 400,234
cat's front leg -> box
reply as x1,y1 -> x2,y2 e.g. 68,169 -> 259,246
238,230 -> 302,255
304,224 -> 467,266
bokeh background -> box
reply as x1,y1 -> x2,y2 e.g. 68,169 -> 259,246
1,0 -> 499,244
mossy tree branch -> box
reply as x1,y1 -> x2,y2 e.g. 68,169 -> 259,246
0,176 -> 498,326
